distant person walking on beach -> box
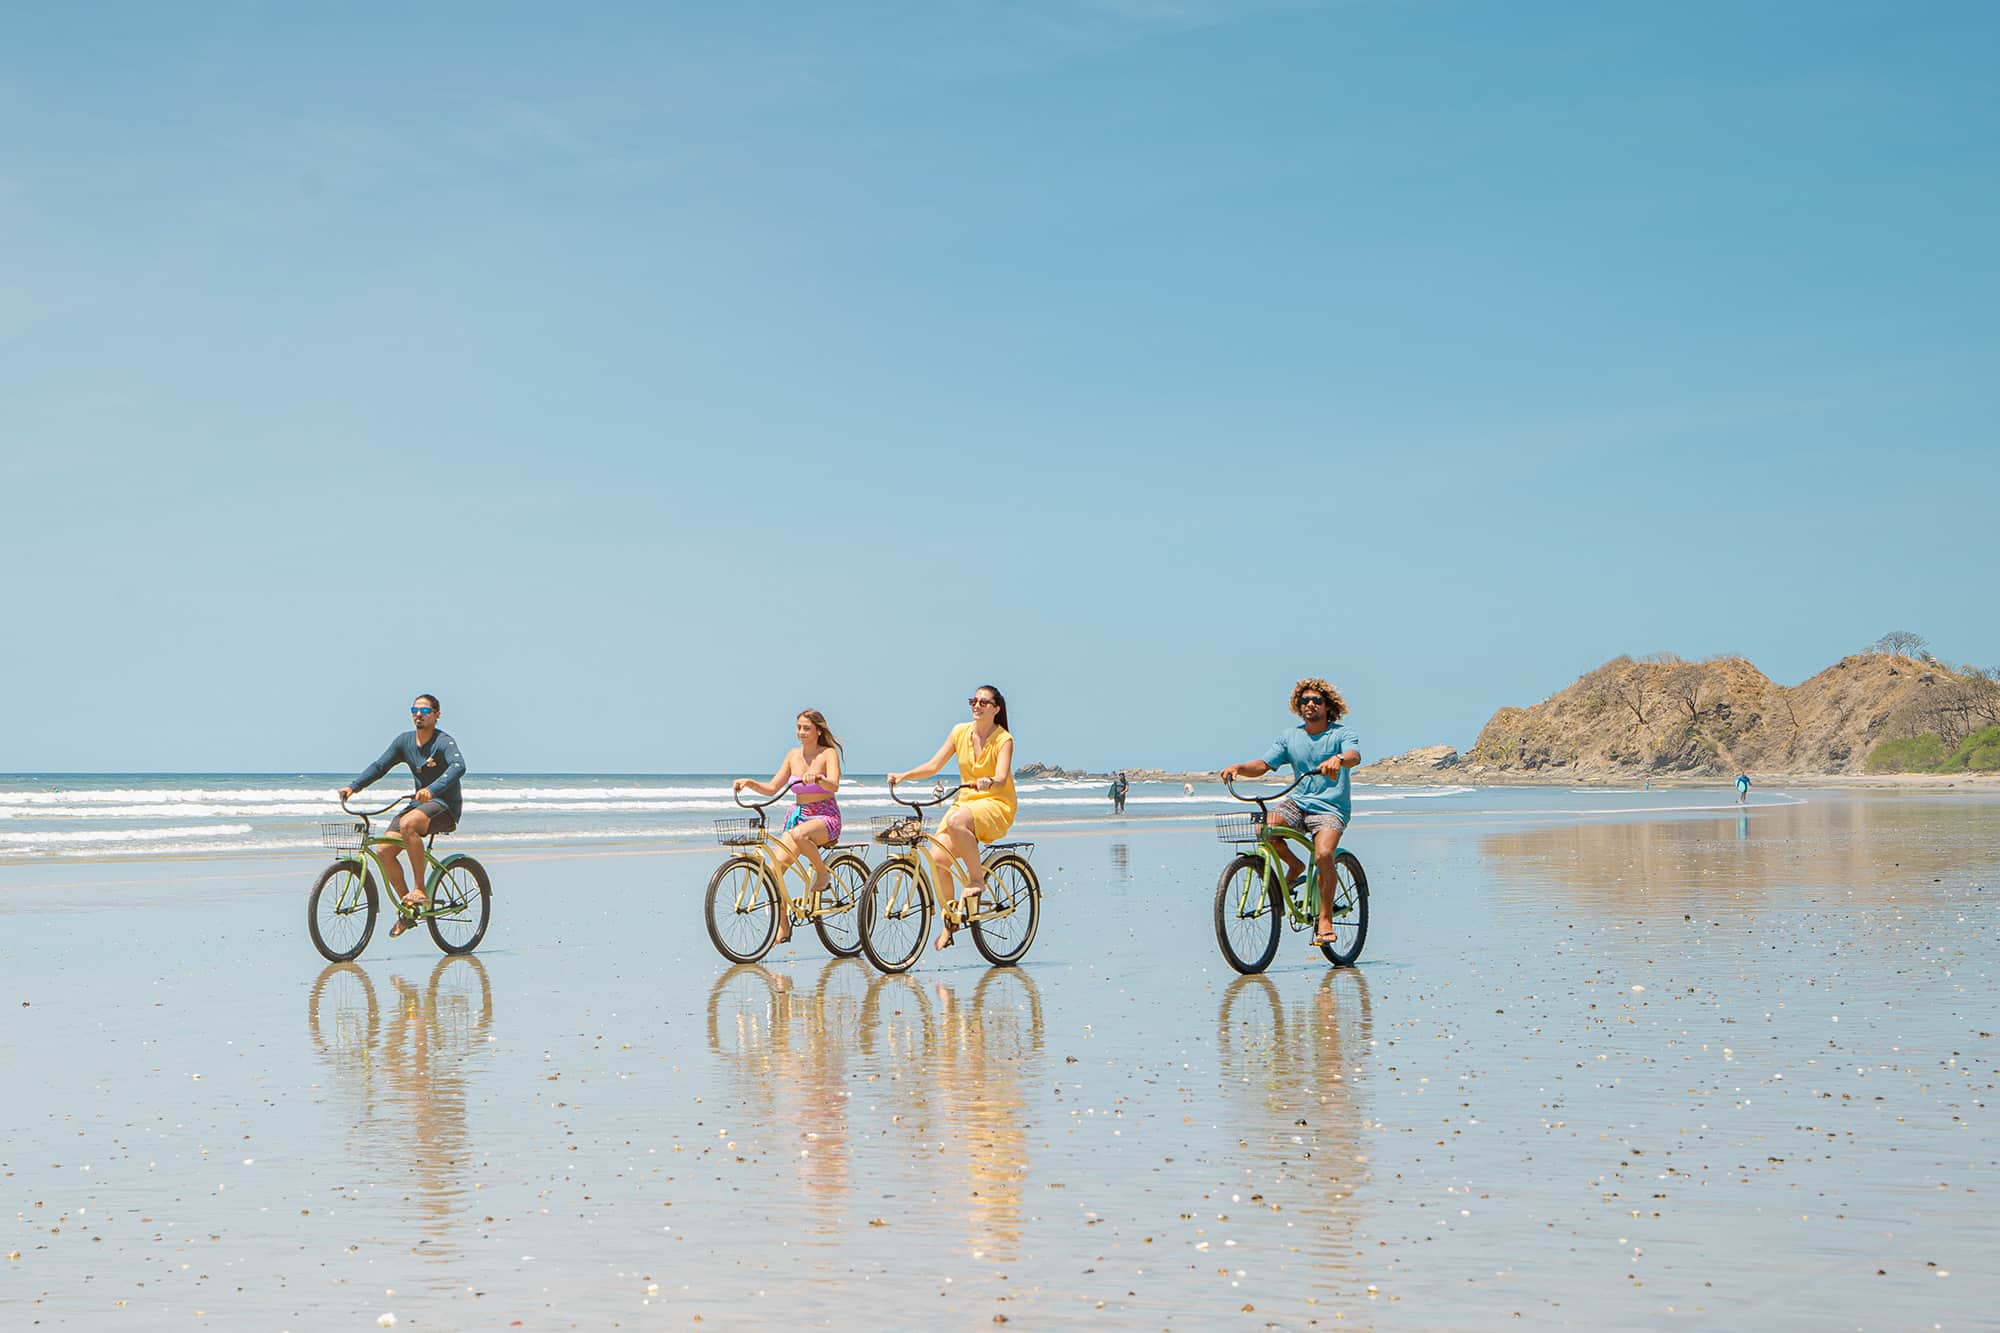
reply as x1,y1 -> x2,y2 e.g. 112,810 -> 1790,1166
1736,773 -> 1751,804
1112,771 -> 1129,815
733,710 -> 845,945
1220,677 -> 1360,947
340,693 -> 467,938
888,685 -> 1016,953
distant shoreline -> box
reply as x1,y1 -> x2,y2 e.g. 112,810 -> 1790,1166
1023,763 -> 2000,791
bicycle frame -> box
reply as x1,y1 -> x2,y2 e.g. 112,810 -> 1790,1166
874,784 -> 1020,928
1237,824 -> 1326,929
723,790 -> 855,923
341,796 -> 477,923
1221,774 -> 1343,930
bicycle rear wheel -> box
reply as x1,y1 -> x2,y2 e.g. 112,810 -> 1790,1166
858,856 -> 930,974
1316,850 -> 1369,967
427,856 -> 492,955
971,853 -> 1040,966
1213,853 -> 1280,975
813,852 -> 869,958
706,857 -> 780,964
309,858 -> 378,962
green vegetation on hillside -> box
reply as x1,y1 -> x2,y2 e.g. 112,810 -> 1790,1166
1866,725 -> 2000,774
1939,725 -> 2000,773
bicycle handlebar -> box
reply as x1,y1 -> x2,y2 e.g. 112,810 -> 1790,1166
732,785 -> 788,812
1222,772 -> 1310,807
340,793 -> 409,818
886,779 -> 967,811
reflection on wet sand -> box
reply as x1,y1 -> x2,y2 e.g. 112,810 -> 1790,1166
307,956 -> 493,1269
1480,795 -> 1998,911
1110,841 -> 1130,883
702,961 -> 1044,1253
926,969 -> 1044,1260
1215,969 -> 1374,1283
705,958 -> 871,1227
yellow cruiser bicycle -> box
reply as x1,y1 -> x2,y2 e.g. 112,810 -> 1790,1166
704,785 -> 874,964
855,781 -> 1041,973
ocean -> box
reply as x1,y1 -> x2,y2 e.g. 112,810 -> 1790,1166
0,772 -> 1787,862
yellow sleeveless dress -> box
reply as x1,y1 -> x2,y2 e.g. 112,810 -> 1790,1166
948,722 -> 1016,843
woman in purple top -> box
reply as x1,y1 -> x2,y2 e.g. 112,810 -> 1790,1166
733,709 -> 845,945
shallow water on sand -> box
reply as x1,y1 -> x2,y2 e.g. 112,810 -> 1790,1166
3,793 -> 1995,1328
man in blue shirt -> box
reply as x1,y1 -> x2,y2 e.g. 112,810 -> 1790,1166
1221,678 -> 1361,945
339,693 -> 467,937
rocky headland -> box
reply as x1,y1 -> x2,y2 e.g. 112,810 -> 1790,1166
1366,649 -> 2000,785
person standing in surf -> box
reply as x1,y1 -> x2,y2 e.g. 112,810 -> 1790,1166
888,685 -> 1016,953
1736,773 -> 1751,804
733,710 -> 846,945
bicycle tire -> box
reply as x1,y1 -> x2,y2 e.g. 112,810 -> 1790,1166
1213,853 -> 1280,975
813,852 -> 869,958
1316,850 -> 1369,967
706,857 -> 780,964
427,856 -> 492,955
309,858 -> 378,962
858,856 -> 930,974
971,853 -> 1040,966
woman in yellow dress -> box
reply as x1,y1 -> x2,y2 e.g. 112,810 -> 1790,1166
887,685 -> 1016,952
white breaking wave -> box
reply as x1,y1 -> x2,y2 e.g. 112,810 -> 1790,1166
0,823 -> 255,846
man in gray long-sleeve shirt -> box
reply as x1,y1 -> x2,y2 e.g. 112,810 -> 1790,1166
339,693 -> 467,936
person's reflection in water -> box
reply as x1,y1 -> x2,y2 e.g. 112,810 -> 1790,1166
1110,841 -> 1130,884
705,958 -> 868,1230
307,956 -> 493,1271
1215,970 -> 1374,1284
929,971 -> 1044,1261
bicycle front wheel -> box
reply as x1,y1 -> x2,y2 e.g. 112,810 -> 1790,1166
706,857 -> 780,964
971,853 -> 1040,966
813,852 -> 869,958
858,856 -> 930,974
1316,850 -> 1369,967
1213,853 -> 1280,975
309,858 -> 378,962
427,856 -> 492,955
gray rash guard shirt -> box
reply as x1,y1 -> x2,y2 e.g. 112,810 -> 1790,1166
350,730 -> 466,820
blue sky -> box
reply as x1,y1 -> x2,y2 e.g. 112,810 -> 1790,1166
3,1 -> 1995,774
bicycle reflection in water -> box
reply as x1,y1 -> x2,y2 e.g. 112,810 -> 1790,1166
705,960 -> 1045,1258
1214,969 -> 1375,1285
706,957 -> 871,1224
307,956 -> 495,1266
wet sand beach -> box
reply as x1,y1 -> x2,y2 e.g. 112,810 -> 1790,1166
3,792 -> 1996,1329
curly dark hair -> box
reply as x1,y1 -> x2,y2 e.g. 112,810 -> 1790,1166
1288,678 -> 1347,722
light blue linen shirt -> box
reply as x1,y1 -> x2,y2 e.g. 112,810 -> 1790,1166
1260,722 -> 1361,818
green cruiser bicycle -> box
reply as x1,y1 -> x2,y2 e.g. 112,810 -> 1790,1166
704,786 -> 874,964
855,781 -> 1041,974
308,794 -> 492,962
1213,773 -> 1369,974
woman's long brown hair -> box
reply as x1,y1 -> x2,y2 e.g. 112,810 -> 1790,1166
799,709 -> 843,751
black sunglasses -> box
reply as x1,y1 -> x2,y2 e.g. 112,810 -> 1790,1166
968,696 -> 997,708
1298,695 -> 1329,708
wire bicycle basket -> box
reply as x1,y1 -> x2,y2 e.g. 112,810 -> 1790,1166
1214,813 -> 1266,844
871,814 -> 925,846
319,820 -> 366,854
714,817 -> 764,847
